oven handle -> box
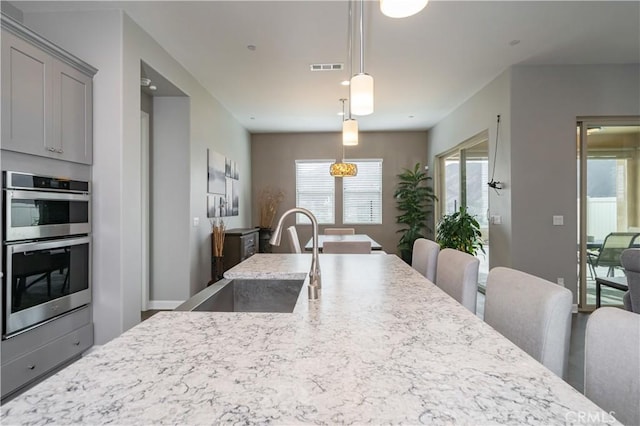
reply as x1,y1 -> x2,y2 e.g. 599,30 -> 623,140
6,235 -> 91,253
5,189 -> 90,202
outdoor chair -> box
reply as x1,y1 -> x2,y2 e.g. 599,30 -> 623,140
587,232 -> 640,277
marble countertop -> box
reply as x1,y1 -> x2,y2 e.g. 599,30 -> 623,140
2,254 -> 615,424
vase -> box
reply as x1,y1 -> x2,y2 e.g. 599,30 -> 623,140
258,227 -> 273,253
212,256 -> 224,282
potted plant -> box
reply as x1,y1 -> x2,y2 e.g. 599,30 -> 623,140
395,163 -> 437,264
258,187 -> 285,253
436,206 -> 485,256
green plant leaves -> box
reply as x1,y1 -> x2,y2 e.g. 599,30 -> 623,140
436,206 -> 485,256
395,163 -> 437,263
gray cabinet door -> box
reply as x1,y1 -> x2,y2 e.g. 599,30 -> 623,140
1,29 -> 53,157
52,60 -> 93,164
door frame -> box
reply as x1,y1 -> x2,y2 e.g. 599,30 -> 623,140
140,110 -> 150,312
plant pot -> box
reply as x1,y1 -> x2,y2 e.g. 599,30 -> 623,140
212,256 -> 224,282
258,227 -> 273,253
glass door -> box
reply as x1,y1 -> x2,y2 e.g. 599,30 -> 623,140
438,135 -> 490,288
577,120 -> 640,310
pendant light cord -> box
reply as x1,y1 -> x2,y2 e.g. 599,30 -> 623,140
359,0 -> 365,74
488,114 -> 503,192
347,0 -> 354,119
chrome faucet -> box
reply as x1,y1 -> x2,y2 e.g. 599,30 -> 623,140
270,207 -> 321,300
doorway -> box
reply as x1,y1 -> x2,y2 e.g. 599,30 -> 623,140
437,132 -> 490,288
577,119 -> 640,311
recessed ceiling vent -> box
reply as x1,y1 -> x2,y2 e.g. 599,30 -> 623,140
310,63 -> 344,71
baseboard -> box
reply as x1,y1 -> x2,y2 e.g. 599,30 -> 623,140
83,345 -> 102,356
572,304 -> 578,313
147,300 -> 183,310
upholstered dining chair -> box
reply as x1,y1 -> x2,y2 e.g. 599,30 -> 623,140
322,240 -> 371,254
621,248 -> 640,313
435,248 -> 479,313
484,267 -> 572,378
323,228 -> 356,235
584,307 -> 640,426
412,238 -> 439,282
286,226 -> 301,253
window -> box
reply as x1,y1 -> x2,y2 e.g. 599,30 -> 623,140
343,159 -> 383,224
295,160 -> 335,224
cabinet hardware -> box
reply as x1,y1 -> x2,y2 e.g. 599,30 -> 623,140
27,364 -> 35,370
73,340 -> 80,346
56,148 -> 64,153
47,147 -> 56,152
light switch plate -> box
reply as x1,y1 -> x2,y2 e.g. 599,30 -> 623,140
491,215 -> 502,225
553,215 -> 564,226
193,217 -> 200,227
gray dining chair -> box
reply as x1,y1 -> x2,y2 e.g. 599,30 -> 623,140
621,248 -> 640,313
412,238 -> 439,282
322,240 -> 371,254
485,267 -> 572,378
435,248 -> 479,313
286,226 -> 301,253
324,228 -> 355,235
584,307 -> 640,426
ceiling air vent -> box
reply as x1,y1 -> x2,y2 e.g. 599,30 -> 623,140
310,63 -> 344,72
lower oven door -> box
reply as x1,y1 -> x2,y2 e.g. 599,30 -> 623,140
4,235 -> 91,337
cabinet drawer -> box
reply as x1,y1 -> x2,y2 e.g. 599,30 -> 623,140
1,323 -> 93,398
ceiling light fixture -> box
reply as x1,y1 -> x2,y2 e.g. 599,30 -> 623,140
331,99 -> 358,177
350,0 -> 373,116
380,0 -> 428,18
341,98 -> 358,146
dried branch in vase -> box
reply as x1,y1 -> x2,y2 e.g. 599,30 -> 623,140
258,187 -> 285,230
211,218 -> 226,257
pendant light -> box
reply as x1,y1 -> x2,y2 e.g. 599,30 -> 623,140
350,0 -> 374,116
343,2 -> 359,146
380,0 -> 428,18
331,100 -> 358,177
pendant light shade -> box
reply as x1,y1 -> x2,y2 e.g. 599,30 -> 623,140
350,73 -> 374,116
342,118 -> 359,146
380,0 -> 428,18
330,162 -> 358,177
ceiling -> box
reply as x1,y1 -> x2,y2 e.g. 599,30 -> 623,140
11,1 -> 640,134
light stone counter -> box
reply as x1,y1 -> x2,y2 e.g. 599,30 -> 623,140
2,254 -> 616,425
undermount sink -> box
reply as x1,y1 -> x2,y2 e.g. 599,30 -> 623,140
174,279 -> 304,313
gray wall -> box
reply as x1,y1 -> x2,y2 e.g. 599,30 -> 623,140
23,9 -> 252,344
251,131 -> 429,255
428,64 -> 640,304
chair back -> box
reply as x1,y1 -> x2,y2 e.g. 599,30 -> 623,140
594,232 -> 640,268
585,307 -> 640,426
322,241 -> 371,254
435,248 -> 479,313
286,226 -> 301,253
485,267 -> 572,378
412,238 -> 439,282
621,248 -> 640,313
324,228 -> 355,235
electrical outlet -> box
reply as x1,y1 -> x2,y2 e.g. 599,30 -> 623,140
553,215 -> 564,226
193,217 -> 200,227
491,215 -> 502,225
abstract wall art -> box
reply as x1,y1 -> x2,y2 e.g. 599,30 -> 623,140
207,149 -> 239,217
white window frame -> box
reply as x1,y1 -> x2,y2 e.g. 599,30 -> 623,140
342,159 -> 383,225
295,159 -> 335,225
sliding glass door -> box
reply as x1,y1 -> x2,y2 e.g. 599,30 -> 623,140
438,135 -> 490,287
577,119 -> 640,310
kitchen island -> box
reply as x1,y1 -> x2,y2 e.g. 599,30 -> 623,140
2,254 -> 614,424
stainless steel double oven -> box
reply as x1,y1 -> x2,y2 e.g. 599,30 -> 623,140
2,171 -> 91,338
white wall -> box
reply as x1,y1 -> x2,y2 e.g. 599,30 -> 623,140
429,64 -> 640,303
23,10 -> 251,344
427,70 -> 512,269
509,64 -> 640,300
152,97 -> 190,302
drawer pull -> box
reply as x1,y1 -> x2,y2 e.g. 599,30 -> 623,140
46,147 -> 56,152
27,364 -> 35,370
56,148 -> 64,154
73,340 -> 80,346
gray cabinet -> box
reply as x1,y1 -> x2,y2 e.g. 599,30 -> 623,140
1,15 -> 96,164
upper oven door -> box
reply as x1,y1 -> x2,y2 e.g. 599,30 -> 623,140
4,190 -> 91,242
